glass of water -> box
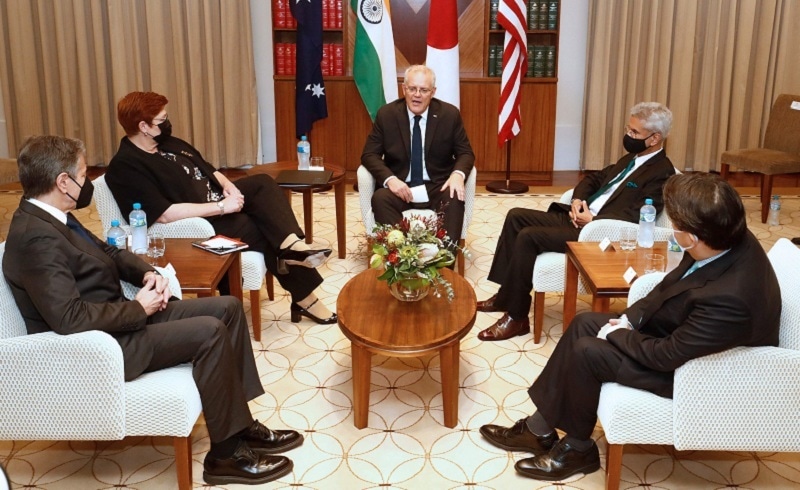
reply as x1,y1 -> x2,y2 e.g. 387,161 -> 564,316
618,226 -> 637,251
147,232 -> 166,266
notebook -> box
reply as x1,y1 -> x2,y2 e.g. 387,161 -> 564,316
275,169 -> 333,186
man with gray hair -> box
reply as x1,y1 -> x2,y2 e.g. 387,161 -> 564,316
476,102 -> 677,341
361,64 -> 475,242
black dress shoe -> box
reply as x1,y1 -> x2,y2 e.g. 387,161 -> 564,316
277,245 -> 332,274
477,314 -> 529,341
477,293 -> 504,312
514,438 -> 600,481
290,300 -> 338,324
242,420 -> 304,454
480,419 -> 558,454
203,441 -> 293,485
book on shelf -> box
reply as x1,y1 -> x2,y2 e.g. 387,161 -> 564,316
321,44 -> 331,76
528,1 -> 539,30
274,0 -> 287,28
494,45 -> 503,77
488,44 -> 497,77
548,1 -> 559,29
489,0 -> 499,29
532,45 -> 546,77
276,43 -> 287,75
545,45 -> 556,77
192,235 -> 249,255
538,1 -> 548,29
333,43 -> 344,75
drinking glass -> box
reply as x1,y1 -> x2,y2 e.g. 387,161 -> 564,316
645,253 -> 666,274
147,232 -> 166,266
310,156 -> 324,171
618,227 -> 637,251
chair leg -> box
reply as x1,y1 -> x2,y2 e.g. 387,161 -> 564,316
266,272 -> 275,301
250,289 -> 261,342
173,436 -> 193,490
720,162 -> 730,180
533,292 -> 544,343
760,174 -> 773,224
457,238 -> 465,276
605,443 -> 623,490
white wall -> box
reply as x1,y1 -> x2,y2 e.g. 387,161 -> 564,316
553,0 -> 588,171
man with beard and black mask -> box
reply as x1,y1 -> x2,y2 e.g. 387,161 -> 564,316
475,102 -> 676,341
3,135 -> 304,485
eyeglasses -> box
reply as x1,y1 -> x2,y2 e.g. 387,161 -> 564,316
152,113 -> 169,125
624,124 -> 655,139
404,85 -> 433,96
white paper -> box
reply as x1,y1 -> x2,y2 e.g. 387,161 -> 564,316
598,237 -> 612,251
410,184 -> 429,203
202,237 -> 239,249
623,267 -> 637,284
155,263 -> 182,300
791,101 -> 800,111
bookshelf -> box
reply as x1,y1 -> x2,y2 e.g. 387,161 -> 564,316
270,0 -> 560,182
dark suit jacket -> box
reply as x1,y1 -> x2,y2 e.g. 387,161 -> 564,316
551,150 -> 676,223
608,231 -> 781,398
361,98 -> 475,187
2,200 -> 156,378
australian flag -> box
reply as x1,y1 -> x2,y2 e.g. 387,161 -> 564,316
290,0 -> 328,139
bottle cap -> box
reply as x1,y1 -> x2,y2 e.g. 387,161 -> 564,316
301,135 -> 307,141
133,203 -> 141,209
111,219 -> 119,227
645,198 -> 653,205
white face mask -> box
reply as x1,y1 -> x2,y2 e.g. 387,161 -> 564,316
672,231 -> 697,252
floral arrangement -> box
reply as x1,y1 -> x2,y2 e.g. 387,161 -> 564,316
369,213 -> 460,301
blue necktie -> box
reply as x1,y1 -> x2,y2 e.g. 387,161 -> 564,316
587,158 -> 636,204
66,213 -> 98,248
410,115 -> 423,186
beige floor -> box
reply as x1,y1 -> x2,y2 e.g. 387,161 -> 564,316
1,190 -> 799,489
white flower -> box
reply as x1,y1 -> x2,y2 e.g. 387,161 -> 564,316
369,254 -> 384,269
408,219 -> 426,237
418,243 -> 440,263
386,229 -> 405,246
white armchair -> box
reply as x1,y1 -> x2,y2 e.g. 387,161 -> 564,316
530,189 -> 673,342
597,238 -> 800,490
93,175 -> 272,341
0,242 -> 201,490
357,165 -> 476,275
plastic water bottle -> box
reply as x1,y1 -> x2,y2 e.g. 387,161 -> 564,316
106,219 -> 127,249
637,198 -> 656,248
129,203 -> 148,252
297,135 -> 310,170
768,195 -> 781,226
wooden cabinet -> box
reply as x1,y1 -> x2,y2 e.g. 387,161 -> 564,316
271,0 -> 560,182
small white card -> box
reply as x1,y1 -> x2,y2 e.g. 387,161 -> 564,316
410,184 -> 429,203
623,267 -> 638,284
791,101 -> 800,111
598,237 -> 612,251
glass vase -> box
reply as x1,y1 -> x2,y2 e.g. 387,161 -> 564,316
388,276 -> 431,302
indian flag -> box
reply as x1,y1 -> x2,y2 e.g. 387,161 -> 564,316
351,0 -> 398,120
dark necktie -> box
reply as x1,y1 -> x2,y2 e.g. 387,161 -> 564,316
66,213 -> 98,248
410,115 -> 423,186
587,158 -> 636,204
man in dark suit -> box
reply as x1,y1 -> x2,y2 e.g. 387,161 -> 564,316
479,173 -> 781,481
2,135 -> 302,486
477,102 -> 677,341
361,64 -> 475,242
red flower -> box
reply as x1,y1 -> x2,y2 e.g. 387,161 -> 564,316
387,250 -> 399,264
436,228 -> 446,239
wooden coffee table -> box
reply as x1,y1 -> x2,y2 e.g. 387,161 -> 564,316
337,268 -> 477,429
563,241 -> 673,329
161,238 -> 243,301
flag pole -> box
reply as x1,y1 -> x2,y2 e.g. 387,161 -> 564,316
486,141 -> 529,193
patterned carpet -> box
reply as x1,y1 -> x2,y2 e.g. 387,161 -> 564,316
1,190 -> 799,489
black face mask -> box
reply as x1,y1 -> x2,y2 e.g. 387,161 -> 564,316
68,176 -> 94,209
153,119 -> 172,144
622,133 -> 654,154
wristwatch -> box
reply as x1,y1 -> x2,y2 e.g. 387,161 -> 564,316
216,201 -> 225,215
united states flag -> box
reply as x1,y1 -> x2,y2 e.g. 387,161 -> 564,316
497,0 -> 527,146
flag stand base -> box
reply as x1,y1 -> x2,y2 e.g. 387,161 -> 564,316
485,180 -> 529,194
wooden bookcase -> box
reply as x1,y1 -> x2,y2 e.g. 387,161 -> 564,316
271,0 -> 560,182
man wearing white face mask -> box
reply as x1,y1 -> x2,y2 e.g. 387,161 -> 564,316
480,173 -> 780,481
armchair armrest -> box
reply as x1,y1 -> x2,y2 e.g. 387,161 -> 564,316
673,346 -> 800,451
150,217 -> 215,239
358,165 -> 377,236
0,331 -> 126,440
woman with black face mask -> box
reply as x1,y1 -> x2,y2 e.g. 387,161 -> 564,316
106,91 -> 337,325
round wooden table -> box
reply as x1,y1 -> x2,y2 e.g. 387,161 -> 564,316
337,268 -> 477,429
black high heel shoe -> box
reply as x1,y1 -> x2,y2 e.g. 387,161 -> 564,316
277,240 -> 332,274
290,300 -> 338,324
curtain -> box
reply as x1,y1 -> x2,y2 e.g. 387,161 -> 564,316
582,0 -> 800,172
0,0 -> 257,168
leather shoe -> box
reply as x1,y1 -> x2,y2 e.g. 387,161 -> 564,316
203,441 -> 293,485
477,314 -> 529,341
242,420 -> 304,454
290,301 -> 338,325
277,244 -> 332,274
514,438 -> 600,481
477,294 -> 504,313
479,419 -> 558,454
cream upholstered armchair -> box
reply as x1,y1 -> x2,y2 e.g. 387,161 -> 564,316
597,237 -> 800,490
0,242 -> 201,490
530,189 -> 673,343
357,165 -> 476,275
93,175 -> 272,341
